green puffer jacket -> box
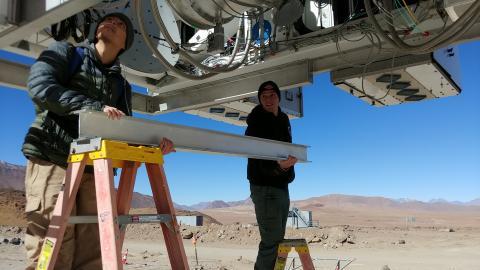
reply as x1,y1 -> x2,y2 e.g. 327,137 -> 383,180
22,41 -> 132,167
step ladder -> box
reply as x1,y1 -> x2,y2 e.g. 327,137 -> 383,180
36,139 -> 189,270
274,239 -> 315,270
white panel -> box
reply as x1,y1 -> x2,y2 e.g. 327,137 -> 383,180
188,18 -> 240,52
406,64 -> 460,97
46,0 -> 68,11
444,0 -> 475,21
305,0 -> 334,29
345,77 -> 402,106
155,0 -> 180,66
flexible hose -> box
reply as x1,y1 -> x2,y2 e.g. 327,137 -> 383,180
150,0 -> 252,73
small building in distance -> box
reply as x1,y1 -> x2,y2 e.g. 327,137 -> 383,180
177,215 -> 204,226
287,207 -> 315,228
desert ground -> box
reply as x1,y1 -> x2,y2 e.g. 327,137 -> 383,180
1,197 -> 480,270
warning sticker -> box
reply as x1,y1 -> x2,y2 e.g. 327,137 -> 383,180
274,257 -> 287,270
37,239 -> 54,270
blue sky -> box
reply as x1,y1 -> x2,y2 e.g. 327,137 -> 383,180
0,41 -> 479,205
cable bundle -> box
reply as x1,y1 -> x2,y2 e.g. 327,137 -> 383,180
50,9 -> 96,43
364,0 -> 480,53
134,0 -> 256,80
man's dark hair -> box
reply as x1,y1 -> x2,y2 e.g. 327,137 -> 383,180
258,81 -> 281,103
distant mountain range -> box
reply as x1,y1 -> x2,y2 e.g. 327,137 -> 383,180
292,194 -> 480,213
1,160 -> 479,210
466,198 -> 480,206
0,161 -> 188,210
0,161 -> 26,191
130,191 -> 189,210
188,198 -> 253,210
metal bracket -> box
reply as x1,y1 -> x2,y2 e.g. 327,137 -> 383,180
69,214 -> 172,225
70,137 -> 103,154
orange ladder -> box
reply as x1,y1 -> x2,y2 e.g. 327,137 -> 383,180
274,239 -> 315,270
36,139 -> 189,270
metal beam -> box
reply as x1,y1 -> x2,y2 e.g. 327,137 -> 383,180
150,7 -> 480,96
0,0 -> 102,48
4,42 -> 49,58
0,58 -> 154,112
77,110 -> 309,162
69,214 -> 172,224
131,91 -> 157,114
0,58 -> 28,90
151,60 -> 312,113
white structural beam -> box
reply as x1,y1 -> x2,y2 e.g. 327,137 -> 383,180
78,110 -> 309,162
0,59 -> 155,112
0,0 -> 102,48
0,58 -> 28,90
152,60 -> 312,113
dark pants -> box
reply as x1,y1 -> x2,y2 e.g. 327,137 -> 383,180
250,184 -> 290,270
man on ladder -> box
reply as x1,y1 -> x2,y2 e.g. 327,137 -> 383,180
21,12 -> 174,269
245,81 -> 298,270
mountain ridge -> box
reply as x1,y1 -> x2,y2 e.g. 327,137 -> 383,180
1,160 -> 479,210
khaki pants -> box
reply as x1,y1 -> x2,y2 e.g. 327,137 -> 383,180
25,158 -> 102,270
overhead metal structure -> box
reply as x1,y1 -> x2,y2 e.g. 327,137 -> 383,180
0,0 -> 479,125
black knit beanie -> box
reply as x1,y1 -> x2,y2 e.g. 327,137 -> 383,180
93,12 -> 134,55
258,81 -> 281,102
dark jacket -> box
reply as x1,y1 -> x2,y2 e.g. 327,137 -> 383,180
245,105 -> 295,189
22,41 -> 132,167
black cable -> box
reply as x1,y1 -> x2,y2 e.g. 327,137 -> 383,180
413,0 -> 420,13
51,18 -> 70,41
82,9 -> 92,40
50,8 -> 96,42
90,8 -> 103,22
50,22 -> 60,40
69,15 -> 84,43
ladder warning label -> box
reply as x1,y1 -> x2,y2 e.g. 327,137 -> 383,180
37,239 -> 54,270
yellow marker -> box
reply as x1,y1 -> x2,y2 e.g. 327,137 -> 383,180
37,239 -> 54,270
295,245 -> 309,254
274,257 -> 287,270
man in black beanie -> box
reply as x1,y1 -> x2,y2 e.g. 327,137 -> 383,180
22,12 -> 173,269
246,81 -> 298,269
